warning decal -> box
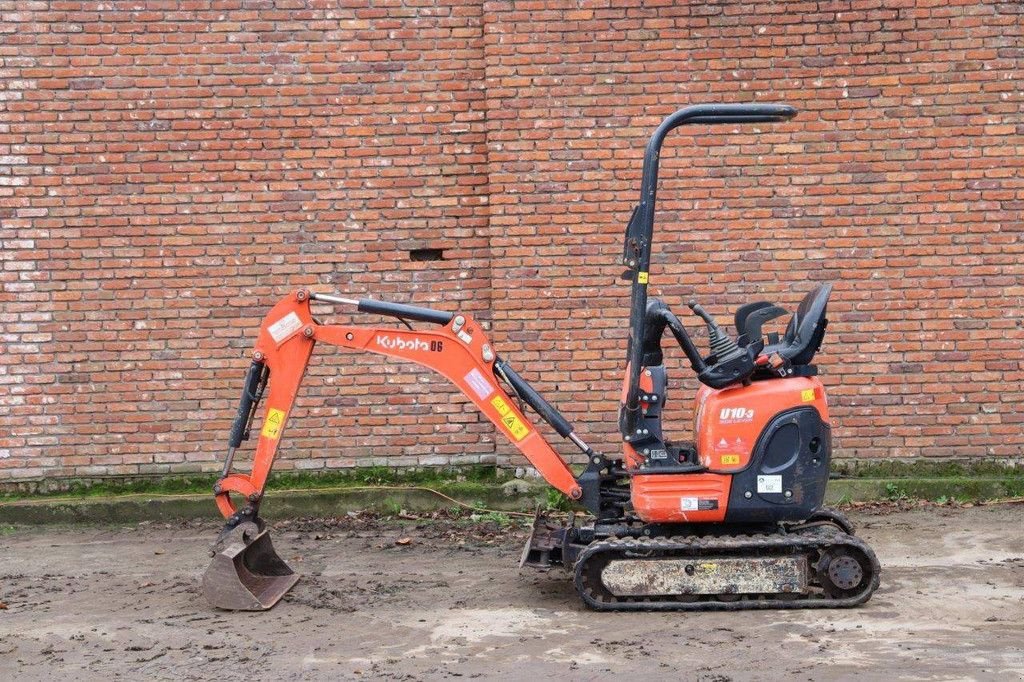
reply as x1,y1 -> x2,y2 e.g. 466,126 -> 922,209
720,454 -> 740,466
261,408 -> 286,440
637,271 -> 649,284
801,388 -> 816,402
490,396 -> 530,441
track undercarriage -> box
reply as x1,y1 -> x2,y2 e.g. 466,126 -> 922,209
522,509 -> 880,611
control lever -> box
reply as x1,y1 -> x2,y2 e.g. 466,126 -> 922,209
686,299 -> 756,389
687,300 -> 744,365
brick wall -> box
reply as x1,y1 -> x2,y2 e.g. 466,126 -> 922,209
2,1 -> 1022,484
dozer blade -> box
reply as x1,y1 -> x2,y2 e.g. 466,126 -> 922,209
202,521 -> 299,611
520,510 -> 568,569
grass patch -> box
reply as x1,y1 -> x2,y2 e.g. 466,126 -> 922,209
831,459 -> 1021,480
470,511 -> 515,526
0,465 -> 506,503
3,459 -> 1022,506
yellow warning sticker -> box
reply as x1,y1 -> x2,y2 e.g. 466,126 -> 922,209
491,395 -> 512,417
490,396 -> 530,441
638,271 -> 649,284
261,408 -> 286,440
801,388 -> 816,402
721,454 -> 741,466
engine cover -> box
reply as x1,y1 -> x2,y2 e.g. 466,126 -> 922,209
627,377 -> 832,525
694,376 -> 829,473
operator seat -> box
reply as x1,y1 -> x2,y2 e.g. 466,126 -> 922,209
735,283 -> 832,367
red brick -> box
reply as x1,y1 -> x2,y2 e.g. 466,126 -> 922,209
0,1 -> 1021,484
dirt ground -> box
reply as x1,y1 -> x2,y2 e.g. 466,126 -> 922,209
1,504 -> 1022,681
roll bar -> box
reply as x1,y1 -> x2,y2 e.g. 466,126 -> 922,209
620,103 -> 797,440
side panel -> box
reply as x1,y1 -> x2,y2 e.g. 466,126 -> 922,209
630,472 -> 731,523
695,377 -> 829,473
724,407 -> 832,523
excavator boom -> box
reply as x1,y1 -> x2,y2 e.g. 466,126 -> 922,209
204,289 -> 591,610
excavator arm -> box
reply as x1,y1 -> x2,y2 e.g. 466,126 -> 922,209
213,289 -> 586,520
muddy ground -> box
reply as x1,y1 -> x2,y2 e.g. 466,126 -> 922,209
1,504 -> 1022,681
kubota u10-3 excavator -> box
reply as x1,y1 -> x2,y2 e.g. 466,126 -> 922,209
202,103 -> 881,612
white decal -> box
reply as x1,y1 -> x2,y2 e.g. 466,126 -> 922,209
267,312 -> 303,343
457,330 -> 473,344
720,407 -> 755,423
463,368 -> 494,400
757,475 -> 783,494
375,334 -> 430,353
680,497 -> 699,512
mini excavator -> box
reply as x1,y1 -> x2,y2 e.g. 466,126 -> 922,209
203,103 -> 881,611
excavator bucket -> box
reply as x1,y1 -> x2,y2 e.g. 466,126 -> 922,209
202,521 -> 299,611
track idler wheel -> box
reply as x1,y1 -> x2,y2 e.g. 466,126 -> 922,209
816,546 -> 871,599
202,520 -> 299,611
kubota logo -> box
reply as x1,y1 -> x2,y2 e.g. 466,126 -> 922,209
375,335 -> 442,353
720,407 -> 754,422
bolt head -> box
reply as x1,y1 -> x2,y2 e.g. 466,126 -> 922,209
295,290 -> 307,301
784,490 -> 793,498
253,351 -> 264,361
744,491 -> 752,499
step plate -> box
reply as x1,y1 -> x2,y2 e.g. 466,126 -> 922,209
601,555 -> 807,597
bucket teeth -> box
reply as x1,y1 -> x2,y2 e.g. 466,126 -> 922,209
202,521 -> 299,611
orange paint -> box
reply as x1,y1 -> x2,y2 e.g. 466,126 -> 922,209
624,374 -> 829,524
695,377 -> 828,473
631,472 -> 731,523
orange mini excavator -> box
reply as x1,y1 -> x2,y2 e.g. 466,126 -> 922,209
202,104 -> 880,611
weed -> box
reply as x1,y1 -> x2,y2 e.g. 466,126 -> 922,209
544,488 -> 572,512
885,482 -> 909,501
473,511 -> 513,526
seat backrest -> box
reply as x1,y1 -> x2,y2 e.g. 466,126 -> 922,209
781,282 -> 832,365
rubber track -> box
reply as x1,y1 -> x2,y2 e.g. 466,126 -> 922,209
573,525 -> 880,612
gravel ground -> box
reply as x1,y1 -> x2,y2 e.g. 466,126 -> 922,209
1,503 -> 1022,680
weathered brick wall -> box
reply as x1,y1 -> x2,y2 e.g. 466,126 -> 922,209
2,1 -> 1022,483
